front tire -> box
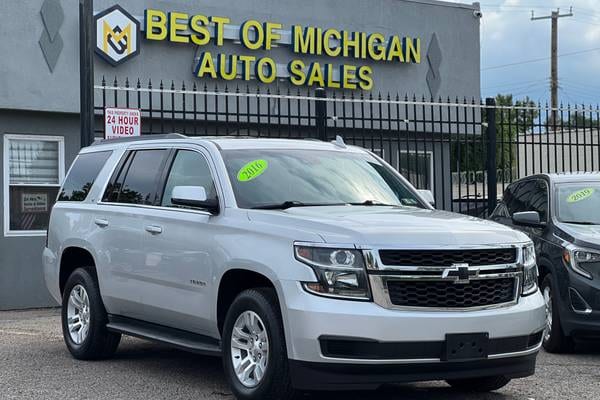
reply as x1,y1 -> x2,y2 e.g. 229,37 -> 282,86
541,274 -> 574,353
447,375 -> 511,392
61,268 -> 121,360
222,288 -> 298,400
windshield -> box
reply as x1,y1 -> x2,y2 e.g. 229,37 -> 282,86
556,183 -> 600,225
222,149 -> 426,210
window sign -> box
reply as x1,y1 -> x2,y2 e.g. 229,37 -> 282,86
3,135 -> 65,236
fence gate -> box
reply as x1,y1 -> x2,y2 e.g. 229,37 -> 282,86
94,78 -> 600,217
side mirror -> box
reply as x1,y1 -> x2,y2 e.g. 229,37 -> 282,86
171,186 -> 219,214
512,211 -> 545,228
417,190 -> 435,207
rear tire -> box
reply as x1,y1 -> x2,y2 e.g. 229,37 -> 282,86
61,268 -> 121,360
541,274 -> 574,353
222,288 -> 299,400
446,375 -> 511,392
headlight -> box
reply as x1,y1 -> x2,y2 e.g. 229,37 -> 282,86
563,246 -> 599,280
522,243 -> 538,296
294,245 -> 371,300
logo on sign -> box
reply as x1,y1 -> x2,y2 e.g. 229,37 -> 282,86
94,5 -> 140,66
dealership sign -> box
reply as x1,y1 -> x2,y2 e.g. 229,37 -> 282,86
105,108 -> 141,139
95,5 -> 421,90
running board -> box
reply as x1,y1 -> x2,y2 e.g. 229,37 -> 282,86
107,315 -> 222,357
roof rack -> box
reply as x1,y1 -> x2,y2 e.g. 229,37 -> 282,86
91,133 -> 187,146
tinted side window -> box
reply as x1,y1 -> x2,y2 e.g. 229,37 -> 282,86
529,179 -> 549,221
112,150 -> 169,205
58,151 -> 112,201
161,150 -> 217,207
505,180 -> 535,215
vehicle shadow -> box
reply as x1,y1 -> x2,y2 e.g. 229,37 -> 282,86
110,340 -> 521,400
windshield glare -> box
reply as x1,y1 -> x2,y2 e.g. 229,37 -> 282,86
556,183 -> 600,225
222,149 -> 425,210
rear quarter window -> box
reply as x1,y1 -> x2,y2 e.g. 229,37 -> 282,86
58,151 -> 112,202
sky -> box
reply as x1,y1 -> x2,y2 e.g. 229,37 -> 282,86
472,0 -> 600,105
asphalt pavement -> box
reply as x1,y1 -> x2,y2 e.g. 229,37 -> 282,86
1,308 -> 599,399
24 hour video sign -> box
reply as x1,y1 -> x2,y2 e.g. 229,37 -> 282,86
105,108 -> 141,139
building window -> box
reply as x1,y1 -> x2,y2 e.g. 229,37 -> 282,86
3,135 -> 65,236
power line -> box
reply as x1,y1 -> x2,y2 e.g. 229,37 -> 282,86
481,46 -> 600,71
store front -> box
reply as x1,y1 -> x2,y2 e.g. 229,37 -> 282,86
0,0 -> 481,309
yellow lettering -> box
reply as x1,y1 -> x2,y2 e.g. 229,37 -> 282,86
264,22 -> 283,50
288,60 -> 306,86
386,36 -> 405,62
189,14 -> 210,46
241,20 -> 264,50
218,54 -> 238,80
256,58 -> 277,84
169,12 -> 189,44
307,63 -> 325,87
239,55 -> 256,80
342,31 -> 360,58
323,29 -> 341,57
405,37 -> 421,63
145,9 -> 167,41
293,26 -> 315,54
368,33 -> 386,61
195,52 -> 217,78
358,66 -> 373,90
341,65 -> 357,90
211,16 -> 230,46
325,65 -> 340,89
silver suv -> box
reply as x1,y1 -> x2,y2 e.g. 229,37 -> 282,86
44,135 -> 546,399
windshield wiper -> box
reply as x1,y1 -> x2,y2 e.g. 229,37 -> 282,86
347,200 -> 399,207
561,221 -> 599,226
252,201 -> 344,210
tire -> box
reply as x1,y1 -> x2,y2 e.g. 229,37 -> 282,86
541,274 -> 574,353
61,267 -> 121,360
222,288 -> 299,400
446,375 -> 511,392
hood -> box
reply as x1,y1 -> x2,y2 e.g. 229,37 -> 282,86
247,206 -> 529,247
556,223 -> 600,251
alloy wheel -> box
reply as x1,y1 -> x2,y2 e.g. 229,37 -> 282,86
67,284 -> 91,345
230,310 -> 270,388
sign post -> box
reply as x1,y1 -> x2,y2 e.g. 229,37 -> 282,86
79,0 -> 95,147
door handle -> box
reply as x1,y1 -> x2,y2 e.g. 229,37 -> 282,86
145,225 -> 163,235
94,218 -> 109,228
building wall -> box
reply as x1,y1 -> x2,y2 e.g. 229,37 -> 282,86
0,110 -> 80,310
1,0 -> 481,114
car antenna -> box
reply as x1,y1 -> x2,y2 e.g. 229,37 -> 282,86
333,135 -> 347,149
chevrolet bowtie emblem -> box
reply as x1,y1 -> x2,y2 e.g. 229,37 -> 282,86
442,263 -> 480,284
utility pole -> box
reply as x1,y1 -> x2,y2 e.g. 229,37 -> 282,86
531,7 -> 573,122
79,0 -> 95,147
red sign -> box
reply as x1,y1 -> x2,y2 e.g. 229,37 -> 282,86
105,108 -> 141,139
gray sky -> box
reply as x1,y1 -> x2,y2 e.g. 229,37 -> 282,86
472,0 -> 600,104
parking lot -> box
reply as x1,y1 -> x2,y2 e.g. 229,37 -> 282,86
1,308 -> 599,400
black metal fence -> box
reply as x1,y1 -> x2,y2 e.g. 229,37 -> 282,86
95,78 -> 600,217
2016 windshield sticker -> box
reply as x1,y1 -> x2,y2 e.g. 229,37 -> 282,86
237,159 -> 269,182
567,188 -> 595,203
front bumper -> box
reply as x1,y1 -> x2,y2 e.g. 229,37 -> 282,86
557,268 -> 600,338
289,353 -> 538,391
280,280 -> 546,364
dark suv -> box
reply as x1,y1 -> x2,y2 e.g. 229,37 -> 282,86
491,173 -> 600,352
